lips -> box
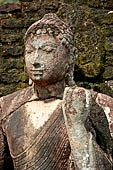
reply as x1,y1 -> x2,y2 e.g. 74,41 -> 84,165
34,72 -> 43,75
31,69 -> 44,75
31,69 -> 44,71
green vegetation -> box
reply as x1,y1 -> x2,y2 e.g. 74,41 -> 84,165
0,0 -> 18,5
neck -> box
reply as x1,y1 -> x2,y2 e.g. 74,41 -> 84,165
33,80 -> 65,100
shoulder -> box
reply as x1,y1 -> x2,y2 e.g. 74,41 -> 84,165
63,85 -> 113,108
93,91 -> 113,139
0,86 -> 33,122
63,85 -> 113,117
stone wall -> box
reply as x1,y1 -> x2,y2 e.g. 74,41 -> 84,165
0,0 -> 113,97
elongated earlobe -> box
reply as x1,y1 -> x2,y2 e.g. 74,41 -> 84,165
29,78 -> 33,86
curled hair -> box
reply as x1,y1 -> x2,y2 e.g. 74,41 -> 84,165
25,13 -> 76,86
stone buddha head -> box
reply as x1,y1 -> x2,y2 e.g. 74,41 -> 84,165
24,13 -> 76,87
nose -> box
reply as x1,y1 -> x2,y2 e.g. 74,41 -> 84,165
31,51 -> 39,64
33,52 -> 39,62
31,51 -> 45,69
33,63 -> 44,69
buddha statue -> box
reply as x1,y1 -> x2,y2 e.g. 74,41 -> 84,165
0,13 -> 112,170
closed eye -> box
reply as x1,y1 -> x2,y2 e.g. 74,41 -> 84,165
42,46 -> 57,52
27,49 -> 34,54
26,45 -> 35,54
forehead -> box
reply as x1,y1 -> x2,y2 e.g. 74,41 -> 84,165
25,34 -> 59,47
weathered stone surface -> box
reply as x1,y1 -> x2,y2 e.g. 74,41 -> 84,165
106,52 -> 113,65
0,12 -> 113,169
1,30 -> 24,43
88,0 -> 113,8
0,0 -> 113,98
104,37 -> 113,51
93,82 -> 113,98
96,91 -> 113,139
1,18 -> 24,28
41,0 -> 59,10
21,1 -> 41,12
0,3 -> 21,13
19,0 -> 33,2
2,45 -> 24,56
63,86 -> 113,169
0,14 -> 75,169
73,4 -> 105,78
103,66 -> 113,79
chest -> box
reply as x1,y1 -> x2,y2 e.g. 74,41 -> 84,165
24,99 -> 62,130
3,99 -> 63,157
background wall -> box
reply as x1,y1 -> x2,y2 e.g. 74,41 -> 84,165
0,0 -> 113,97
0,0 -> 18,5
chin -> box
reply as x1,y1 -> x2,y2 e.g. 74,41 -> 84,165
31,77 -> 48,86
34,76 -> 42,81
31,74 -> 59,86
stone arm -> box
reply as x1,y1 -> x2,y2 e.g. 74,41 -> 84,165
0,124 -> 5,170
62,86 -> 112,170
0,100 -> 5,170
62,86 -> 95,170
0,101 -> 14,170
0,125 -> 14,170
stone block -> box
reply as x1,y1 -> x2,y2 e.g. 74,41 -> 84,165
19,0 -> 32,2
93,12 -> 113,25
103,66 -> 113,79
2,45 -> 24,56
24,17 -> 38,28
1,57 -> 24,71
1,68 -> 19,83
103,0 -> 113,8
104,37 -> 113,51
88,0 -> 101,8
100,25 -> 113,37
106,52 -> 113,65
87,0 -> 113,8
41,0 -> 59,10
101,13 -> 113,25
1,32 -> 24,43
79,62 -> 104,78
21,2 -> 41,12
0,3 -> 21,14
0,83 -> 17,97
1,18 -> 24,28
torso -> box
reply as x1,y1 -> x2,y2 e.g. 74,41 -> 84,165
2,99 -> 71,170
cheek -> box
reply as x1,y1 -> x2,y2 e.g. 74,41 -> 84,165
25,58 -> 33,72
55,51 -> 69,74
55,50 -> 68,64
41,53 -> 55,67
25,55 -> 31,66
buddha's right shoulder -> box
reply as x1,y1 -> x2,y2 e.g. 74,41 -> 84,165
0,87 -> 33,122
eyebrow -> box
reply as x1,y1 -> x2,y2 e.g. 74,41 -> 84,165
27,41 -> 57,50
28,44 -> 36,50
40,42 -> 57,48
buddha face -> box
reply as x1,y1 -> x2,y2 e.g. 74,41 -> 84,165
25,34 -> 69,86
